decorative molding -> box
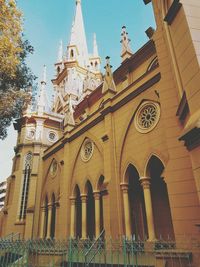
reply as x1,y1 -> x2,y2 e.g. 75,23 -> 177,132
179,128 -> 200,151
143,0 -> 151,5
176,91 -> 189,124
164,0 -> 182,25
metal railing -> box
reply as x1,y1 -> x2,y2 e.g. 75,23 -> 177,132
0,235 -> 199,267
85,229 -> 105,266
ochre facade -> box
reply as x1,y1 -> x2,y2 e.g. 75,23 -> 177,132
1,0 -> 200,250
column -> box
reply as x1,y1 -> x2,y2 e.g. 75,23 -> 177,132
46,204 -> 52,239
93,191 -> 101,238
120,183 -> 131,238
39,207 -> 45,238
70,197 -> 76,238
139,177 -> 156,241
81,194 -> 87,239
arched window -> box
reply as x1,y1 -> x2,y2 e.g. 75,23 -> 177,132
44,195 -> 48,238
50,193 -> 56,239
57,66 -> 60,75
98,175 -> 105,235
70,49 -> 74,59
86,181 -> 95,239
19,152 -> 32,220
146,156 -> 174,239
75,185 -> 82,238
126,165 -> 148,239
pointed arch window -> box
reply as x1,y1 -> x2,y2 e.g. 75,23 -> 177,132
19,152 -> 32,220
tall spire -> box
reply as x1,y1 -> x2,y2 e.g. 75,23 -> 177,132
67,0 -> 89,67
37,65 -> 49,115
57,40 -> 63,63
93,33 -> 99,57
120,26 -> 133,62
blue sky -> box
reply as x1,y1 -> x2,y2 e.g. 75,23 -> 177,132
0,0 -> 156,181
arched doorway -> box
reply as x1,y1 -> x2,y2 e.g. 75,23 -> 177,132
147,156 -> 174,239
86,181 -> 95,239
126,165 -> 148,239
44,195 -> 48,238
50,193 -> 56,239
75,185 -> 82,238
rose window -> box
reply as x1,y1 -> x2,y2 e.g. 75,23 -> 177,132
48,131 -> 58,142
139,105 -> 157,129
135,102 -> 160,133
81,139 -> 94,162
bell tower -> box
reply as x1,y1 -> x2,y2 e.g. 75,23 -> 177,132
2,66 -> 64,238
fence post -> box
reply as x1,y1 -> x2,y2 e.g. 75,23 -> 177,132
68,238 -> 72,267
122,236 -> 127,267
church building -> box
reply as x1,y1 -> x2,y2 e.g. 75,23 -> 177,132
0,1 -> 200,264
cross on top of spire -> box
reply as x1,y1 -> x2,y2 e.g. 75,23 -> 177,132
76,0 -> 81,5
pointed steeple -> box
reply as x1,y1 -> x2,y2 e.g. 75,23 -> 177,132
102,56 -> 116,94
57,40 -> 63,63
93,33 -> 99,57
120,26 -> 133,62
67,0 -> 89,67
37,65 -> 50,115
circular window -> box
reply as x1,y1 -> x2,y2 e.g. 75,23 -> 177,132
48,131 -> 58,142
26,128 -> 35,140
135,102 -> 160,133
50,160 -> 58,177
81,138 -> 94,162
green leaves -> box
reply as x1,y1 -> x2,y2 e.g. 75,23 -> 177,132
0,0 -> 36,140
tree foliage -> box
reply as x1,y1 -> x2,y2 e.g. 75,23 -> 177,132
0,0 -> 36,140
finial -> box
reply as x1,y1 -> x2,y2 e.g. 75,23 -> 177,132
120,25 -> 133,62
41,65 -> 47,84
102,56 -> 116,94
93,33 -> 99,57
64,95 -> 75,127
57,40 -> 63,62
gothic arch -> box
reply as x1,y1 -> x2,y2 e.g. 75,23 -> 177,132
94,171 -> 105,191
70,132 -> 103,188
146,57 -> 159,72
145,155 -> 174,239
143,151 -> 168,178
119,99 -> 160,177
71,183 -> 81,198
121,159 -> 142,183
42,156 -> 61,189
123,164 -> 148,239
83,179 -> 95,195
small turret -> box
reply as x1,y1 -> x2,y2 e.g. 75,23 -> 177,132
120,26 -> 133,62
37,65 -> 50,115
102,56 -> 116,94
89,33 -> 101,72
64,95 -> 75,131
67,0 -> 89,67
57,40 -> 63,63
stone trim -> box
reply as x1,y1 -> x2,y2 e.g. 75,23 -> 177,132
179,127 -> 200,151
164,0 -> 182,25
176,91 -> 189,124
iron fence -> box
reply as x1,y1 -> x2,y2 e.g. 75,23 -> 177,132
0,235 -> 199,267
